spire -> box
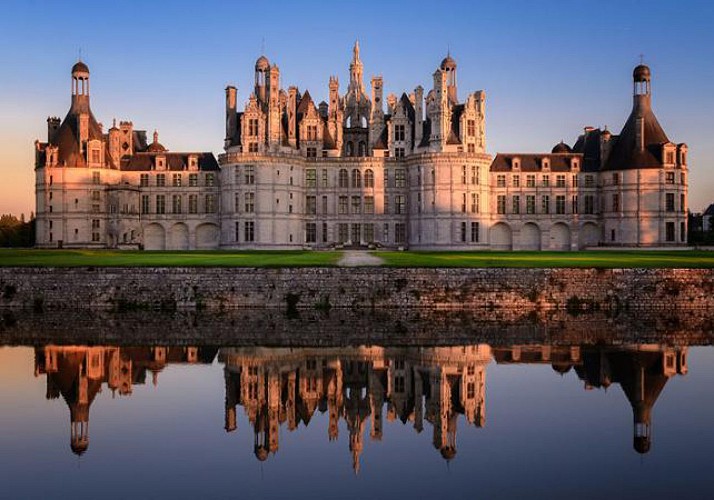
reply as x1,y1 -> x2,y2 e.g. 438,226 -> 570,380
353,39 -> 360,62
349,40 -> 364,93
153,130 -> 159,144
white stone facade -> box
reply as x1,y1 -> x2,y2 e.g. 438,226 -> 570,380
34,51 -> 688,250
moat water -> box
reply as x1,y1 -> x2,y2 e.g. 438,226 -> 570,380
0,311 -> 713,499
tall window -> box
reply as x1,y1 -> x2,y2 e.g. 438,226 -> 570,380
556,195 -> 565,214
338,223 -> 349,243
245,192 -> 255,213
395,169 -> 406,188
306,223 -> 317,243
306,195 -> 317,215
526,175 -> 536,187
584,195 -> 594,214
542,175 -> 550,187
306,147 -> 317,158
497,175 -> 506,187
612,193 -> 620,212
141,195 -> 150,214
572,195 -> 578,214
156,195 -> 166,214
364,196 -> 375,214
189,194 -> 198,214
205,173 -> 215,187
322,195 -> 328,214
205,194 -> 216,213
322,169 -> 328,187
172,174 -> 182,187
584,175 -> 594,187
556,175 -> 566,188
351,196 -> 361,214
512,195 -> 520,214
244,165 -> 255,185
140,174 -> 149,187
244,221 -> 255,242
666,193 -> 675,212
306,169 -> 317,188
471,222 -> 479,242
526,195 -> 536,214
364,223 -> 374,243
395,147 -> 405,158
156,174 -> 166,187
471,193 -> 479,213
512,175 -> 520,188
395,223 -> 406,243
248,119 -> 259,136
351,169 -> 361,188
542,195 -> 550,214
467,119 -> 476,137
189,173 -> 198,187
666,222 -> 675,242
394,124 -> 405,141
460,222 -> 467,242
395,195 -> 406,214
339,169 -> 349,188
92,171 -> 101,185
364,169 -> 374,188
497,195 -> 506,214
172,195 -> 182,214
338,196 -> 348,214
307,125 -> 318,141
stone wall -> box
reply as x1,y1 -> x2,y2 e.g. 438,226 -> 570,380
1,268 -> 713,312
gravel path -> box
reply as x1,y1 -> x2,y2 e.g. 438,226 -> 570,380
337,251 -> 385,267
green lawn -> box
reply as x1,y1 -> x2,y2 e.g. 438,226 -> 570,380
0,249 -> 342,267
373,250 -> 714,268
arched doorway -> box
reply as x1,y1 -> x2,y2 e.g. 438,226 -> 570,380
520,223 -> 541,250
551,223 -> 571,251
143,223 -> 166,250
579,222 -> 600,249
168,223 -> 189,250
490,223 -> 513,250
196,223 -> 220,249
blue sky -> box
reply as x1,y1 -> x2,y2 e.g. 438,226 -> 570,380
1,0 -> 713,215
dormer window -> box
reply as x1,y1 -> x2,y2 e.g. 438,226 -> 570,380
542,157 -> 550,171
512,157 -> 521,171
571,158 -> 580,171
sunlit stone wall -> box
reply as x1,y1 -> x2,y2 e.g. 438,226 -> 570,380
1,268 -> 713,312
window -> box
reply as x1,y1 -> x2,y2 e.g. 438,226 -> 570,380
542,175 -> 550,187
91,190 -> 101,201
306,147 -> 317,158
364,223 -> 374,242
461,193 -> 467,213
364,196 -> 374,214
235,222 -> 240,242
460,222 -> 467,242
306,169 -> 317,187
471,193 -> 479,213
322,195 -> 328,214
306,196 -> 317,214
584,175 -> 594,187
681,222 -> 686,242
471,222 -> 479,242
306,125 -> 318,141
156,174 -> 166,187
172,195 -> 182,214
612,193 -> 620,212
472,166 -> 479,185
395,223 -> 406,243
248,142 -> 258,153
613,173 -> 620,185
467,382 -> 475,399
364,169 -> 374,188
205,194 -> 216,213
322,223 -> 328,243
245,192 -> 255,213
395,147 -> 405,158
338,223 -> 349,243
306,223 -> 317,243
189,194 -> 198,214
512,175 -> 520,187
572,195 -> 578,214
338,196 -> 348,214
172,174 -> 182,187
384,170 -> 390,188
339,169 -> 349,188
351,224 -> 361,243
322,169 -> 328,187
92,231 -> 101,242
666,172 -> 675,184
526,175 -> 536,188
244,221 -> 255,242
383,223 -> 389,243
141,195 -> 150,214
140,174 -> 149,187
91,204 -> 99,213
542,195 -> 550,214
205,173 -> 215,187
680,193 -> 685,213
234,193 -> 240,212
92,171 -> 101,185
91,149 -> 100,164
556,195 -> 566,214
351,169 -> 361,188
92,219 -> 100,230
467,119 -> 476,137
248,118 -> 259,136
395,195 -> 406,214
156,195 -> 166,214
666,193 -> 675,212
395,169 -> 406,188
666,221 -> 675,242
462,166 -> 467,184
497,195 -> 506,214
584,195 -> 594,214
394,124 -> 405,141
244,165 -> 255,185
497,175 -> 506,187
512,195 -> 520,214
526,195 -> 536,214
666,151 -> 675,164
189,173 -> 198,187
556,175 -> 566,188
572,175 -> 579,187
468,143 -> 475,153
351,196 -> 361,214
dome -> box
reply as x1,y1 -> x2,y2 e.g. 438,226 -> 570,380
633,64 -> 651,82
551,141 -> 572,154
255,55 -> 270,71
71,441 -> 89,456
72,61 -> 89,74
440,55 -> 457,71
633,436 -> 651,454
440,446 -> 457,460
551,363 -> 572,375
254,446 -> 269,461
147,130 -> 167,152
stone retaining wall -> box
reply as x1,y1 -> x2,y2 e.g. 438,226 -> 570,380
1,268 -> 713,312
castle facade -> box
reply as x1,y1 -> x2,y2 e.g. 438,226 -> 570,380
34,45 -> 688,249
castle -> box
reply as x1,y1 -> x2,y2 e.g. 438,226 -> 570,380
34,44 -> 688,249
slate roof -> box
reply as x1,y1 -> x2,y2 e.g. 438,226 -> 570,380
490,153 -> 583,172
120,152 -> 219,171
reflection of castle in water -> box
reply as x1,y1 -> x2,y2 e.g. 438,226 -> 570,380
34,346 -> 218,455
33,343 -> 687,466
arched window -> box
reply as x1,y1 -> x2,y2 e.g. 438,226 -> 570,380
346,141 -> 354,157
338,169 -> 349,188
346,116 -> 352,128
358,141 -> 367,157
351,169 -> 361,188
360,116 -> 367,128
364,169 -> 374,188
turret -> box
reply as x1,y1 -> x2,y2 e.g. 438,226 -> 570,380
225,85 -> 238,149
254,55 -> 270,103
369,76 -> 384,149
440,54 -> 458,104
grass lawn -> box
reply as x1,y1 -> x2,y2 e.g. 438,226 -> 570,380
0,249 -> 342,267
373,250 -> 714,268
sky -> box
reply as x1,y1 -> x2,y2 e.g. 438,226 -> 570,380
1,0 -> 713,216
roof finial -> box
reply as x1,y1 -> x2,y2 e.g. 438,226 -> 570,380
261,37 -> 265,55
639,53 -> 644,65
353,39 -> 360,61
78,47 -> 82,62
153,129 -> 159,144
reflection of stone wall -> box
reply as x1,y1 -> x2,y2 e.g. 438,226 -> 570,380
1,268 -> 714,312
2,309 -> 713,347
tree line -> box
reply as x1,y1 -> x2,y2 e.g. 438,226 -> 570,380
0,213 -> 35,247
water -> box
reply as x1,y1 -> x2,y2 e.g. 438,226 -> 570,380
0,312 -> 713,499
